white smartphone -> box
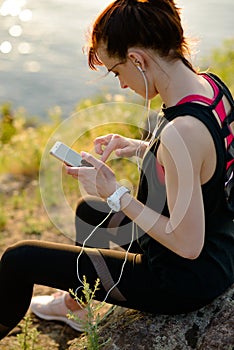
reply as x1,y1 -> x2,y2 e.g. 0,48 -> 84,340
49,141 -> 84,167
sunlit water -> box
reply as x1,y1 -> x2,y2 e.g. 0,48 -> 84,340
0,0 -> 233,118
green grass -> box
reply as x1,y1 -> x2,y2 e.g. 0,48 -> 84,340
201,38 -> 234,94
16,315 -> 42,350
69,278 -> 114,350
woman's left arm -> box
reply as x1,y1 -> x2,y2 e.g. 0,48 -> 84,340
120,116 -> 206,259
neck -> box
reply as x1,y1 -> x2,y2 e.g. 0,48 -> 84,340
152,59 -> 202,107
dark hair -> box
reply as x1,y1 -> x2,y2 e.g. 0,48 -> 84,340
88,0 -> 195,71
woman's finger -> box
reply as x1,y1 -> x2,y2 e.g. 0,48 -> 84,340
94,134 -> 113,155
100,134 -> 121,162
81,152 -> 105,170
65,166 -> 80,176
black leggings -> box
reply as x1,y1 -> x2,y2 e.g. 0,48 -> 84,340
0,198 -> 208,332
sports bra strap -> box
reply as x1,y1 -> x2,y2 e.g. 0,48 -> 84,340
207,73 -> 234,108
177,73 -> 226,121
177,73 -> 234,144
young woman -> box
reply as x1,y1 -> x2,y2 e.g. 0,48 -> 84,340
1,0 -> 234,338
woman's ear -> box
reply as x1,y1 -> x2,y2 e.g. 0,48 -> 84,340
128,50 -> 146,71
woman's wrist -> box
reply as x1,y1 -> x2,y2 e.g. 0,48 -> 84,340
120,191 -> 133,211
106,185 -> 130,212
136,140 -> 149,158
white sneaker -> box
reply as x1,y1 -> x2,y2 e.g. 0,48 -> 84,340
30,291 -> 87,332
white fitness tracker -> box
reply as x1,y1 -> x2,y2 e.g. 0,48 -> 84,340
107,186 -> 130,212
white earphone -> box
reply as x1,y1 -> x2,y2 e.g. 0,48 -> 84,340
137,65 -> 144,72
135,60 -> 144,72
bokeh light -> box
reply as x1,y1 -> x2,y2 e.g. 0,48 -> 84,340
0,0 -> 23,16
19,8 -> 32,22
9,24 -> 23,37
18,41 -> 31,54
0,41 -> 12,53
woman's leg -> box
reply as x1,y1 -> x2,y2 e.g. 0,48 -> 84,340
0,240 -> 91,338
30,197 -> 142,326
0,239 -> 145,339
63,197 -> 142,313
75,196 -> 142,252
0,237 -> 207,340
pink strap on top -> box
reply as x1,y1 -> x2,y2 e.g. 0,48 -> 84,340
177,74 -> 234,168
177,74 -> 226,121
156,74 -> 232,182
177,74 -> 233,148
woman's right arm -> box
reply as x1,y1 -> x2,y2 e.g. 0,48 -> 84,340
94,134 -> 148,162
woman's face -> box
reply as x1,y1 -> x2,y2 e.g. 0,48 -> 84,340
97,46 -> 158,99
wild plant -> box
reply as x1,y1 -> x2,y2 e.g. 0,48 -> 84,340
68,277 -> 114,349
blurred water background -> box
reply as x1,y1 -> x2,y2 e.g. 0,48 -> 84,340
0,0 -> 233,119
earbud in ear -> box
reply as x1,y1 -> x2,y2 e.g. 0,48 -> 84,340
134,60 -> 144,72
136,65 -> 143,72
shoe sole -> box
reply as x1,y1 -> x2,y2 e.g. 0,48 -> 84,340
31,306 -> 85,332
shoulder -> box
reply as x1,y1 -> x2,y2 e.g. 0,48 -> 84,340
159,115 -> 213,168
161,115 -> 212,149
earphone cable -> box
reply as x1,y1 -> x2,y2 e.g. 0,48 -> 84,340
75,209 -> 113,294
135,68 -> 151,171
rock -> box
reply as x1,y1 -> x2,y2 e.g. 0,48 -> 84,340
84,284 -> 234,349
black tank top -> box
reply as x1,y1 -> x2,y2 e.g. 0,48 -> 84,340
137,74 -> 234,300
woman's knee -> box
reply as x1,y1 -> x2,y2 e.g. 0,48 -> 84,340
75,196 -> 109,222
1,240 -> 38,273
75,197 -> 111,235
75,197 -> 90,221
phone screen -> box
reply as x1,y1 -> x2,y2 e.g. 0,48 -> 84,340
50,142 -> 82,166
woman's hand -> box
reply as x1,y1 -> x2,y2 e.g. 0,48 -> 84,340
94,134 -> 148,162
65,152 -> 119,199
